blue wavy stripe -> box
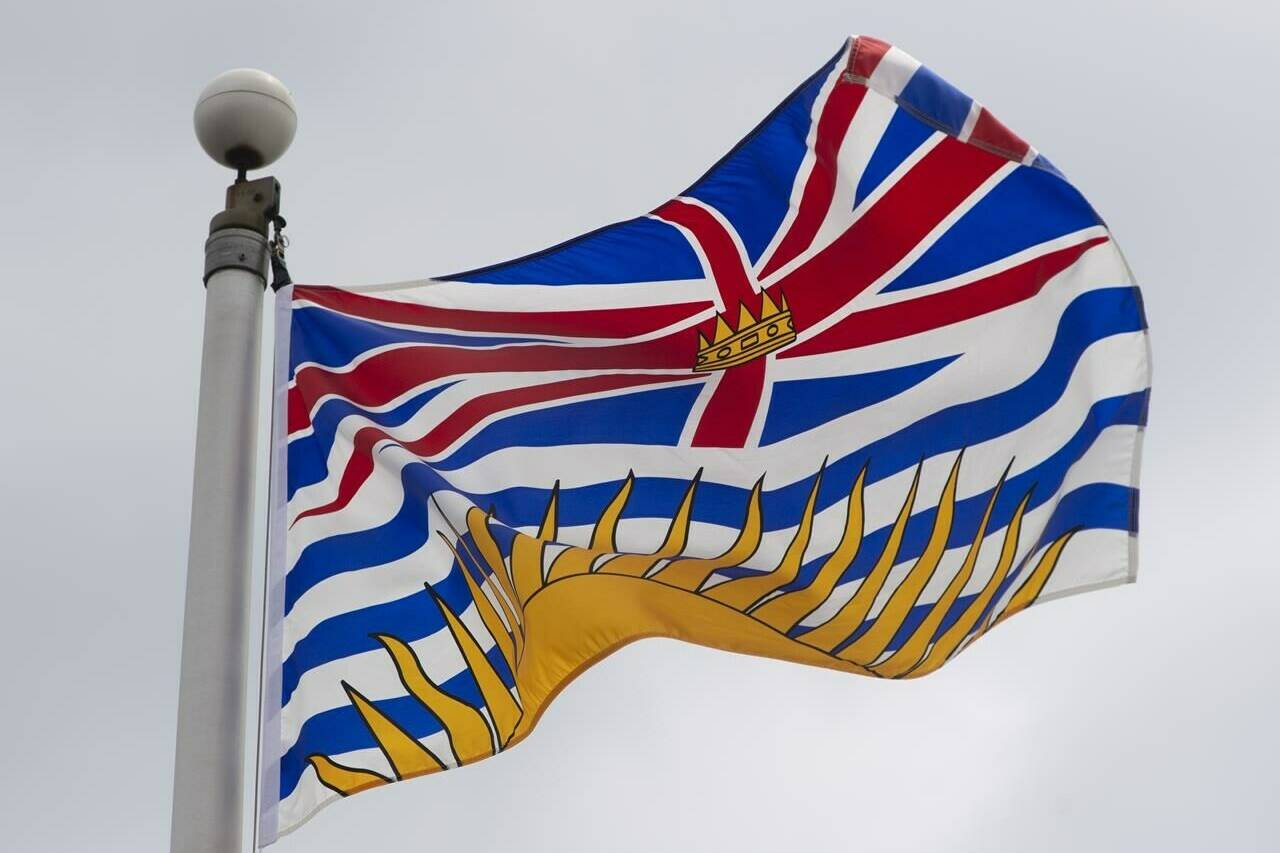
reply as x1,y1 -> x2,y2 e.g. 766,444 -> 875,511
286,382 -> 458,501
760,354 -> 959,446
285,285 -> 1145,613
280,639 -> 511,802
279,386 -> 1147,734
792,390 -> 1145,642
281,526 -> 517,706
881,166 -> 1103,294
867,480 -> 1138,656
291,305 -> 541,373
278,472 -> 1139,802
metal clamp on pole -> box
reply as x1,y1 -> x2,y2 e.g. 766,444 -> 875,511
175,68 -> 296,853
203,176 -> 280,285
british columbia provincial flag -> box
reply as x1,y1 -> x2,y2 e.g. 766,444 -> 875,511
259,35 -> 1152,842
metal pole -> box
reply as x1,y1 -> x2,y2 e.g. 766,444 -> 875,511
172,180 -> 280,853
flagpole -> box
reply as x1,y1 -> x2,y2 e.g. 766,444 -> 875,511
173,70 -> 295,853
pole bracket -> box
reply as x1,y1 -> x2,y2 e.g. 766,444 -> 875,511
210,175 -> 281,237
204,175 -> 282,287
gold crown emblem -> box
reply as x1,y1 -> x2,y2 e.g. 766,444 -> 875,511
695,290 -> 796,371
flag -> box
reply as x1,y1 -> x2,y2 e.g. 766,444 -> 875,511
259,35 -> 1151,842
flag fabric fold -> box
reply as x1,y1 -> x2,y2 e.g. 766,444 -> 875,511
258,34 -> 1151,843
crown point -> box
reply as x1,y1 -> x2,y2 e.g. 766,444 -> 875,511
737,302 -> 756,329
697,332 -> 710,349
713,315 -> 734,342
760,290 -> 780,317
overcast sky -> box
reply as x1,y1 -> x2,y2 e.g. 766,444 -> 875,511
1,1 -> 1277,851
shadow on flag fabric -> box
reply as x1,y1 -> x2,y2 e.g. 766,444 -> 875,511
258,35 -> 1151,843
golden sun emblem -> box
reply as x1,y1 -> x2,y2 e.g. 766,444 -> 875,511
308,453 -> 1074,797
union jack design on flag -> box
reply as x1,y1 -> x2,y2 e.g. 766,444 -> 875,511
259,35 -> 1151,842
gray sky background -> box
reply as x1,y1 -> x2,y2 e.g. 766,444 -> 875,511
1,1 -> 1277,851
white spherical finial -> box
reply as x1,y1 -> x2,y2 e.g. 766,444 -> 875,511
195,69 -> 297,171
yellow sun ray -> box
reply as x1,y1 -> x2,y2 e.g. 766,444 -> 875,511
599,471 -> 701,577
751,464 -> 866,632
510,535 -> 547,606
373,634 -> 496,763
511,483 -> 559,604
547,473 -> 635,582
705,462 -> 825,611
429,589 -> 523,746
872,464 -> 1006,678
591,471 -> 635,552
316,456 -> 1082,797
342,682 -> 445,778
439,535 -> 518,677
908,489 -> 1033,676
308,754 -> 390,796
839,453 -> 963,665
799,462 -> 923,652
654,477 -> 765,590
480,565 -> 525,661
987,529 -> 1077,630
466,508 -> 522,624
538,481 -> 560,540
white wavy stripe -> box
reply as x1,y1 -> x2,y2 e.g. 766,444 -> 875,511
276,420 -> 1142,831
416,330 -> 1140,503
275,416 -> 1146,835
285,368 -> 702,524
796,422 -> 1141,629
285,237 -> 1128,521
281,490 -> 474,661
347,257 -> 1134,501
283,325 -> 1147,573
322,275 -> 715,310
752,39 -> 852,272
281,330 -> 1147,652
279,598 -> 495,756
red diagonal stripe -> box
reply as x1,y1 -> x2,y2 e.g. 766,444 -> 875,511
654,200 -> 757,310
690,359 -> 767,447
765,136 -> 1007,331
782,237 -> 1109,358
757,78 -> 868,280
291,372 -> 695,525
293,285 -> 709,339
288,332 -> 696,435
